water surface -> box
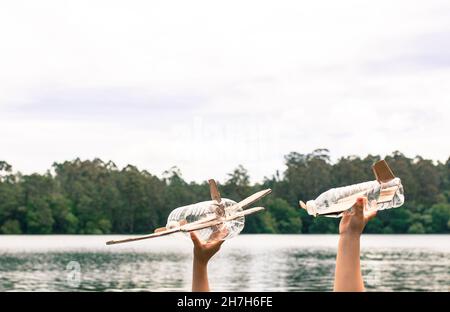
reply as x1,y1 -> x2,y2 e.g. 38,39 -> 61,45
0,235 -> 448,291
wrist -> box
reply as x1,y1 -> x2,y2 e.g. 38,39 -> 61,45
339,232 -> 361,240
193,256 -> 209,268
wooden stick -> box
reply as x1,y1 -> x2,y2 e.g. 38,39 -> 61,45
106,228 -> 180,245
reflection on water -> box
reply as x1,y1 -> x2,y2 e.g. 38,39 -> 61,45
0,235 -> 448,291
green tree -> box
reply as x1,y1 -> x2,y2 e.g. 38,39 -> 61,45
408,222 -> 426,234
222,165 -> 252,200
1,219 -> 22,234
308,217 -> 339,233
264,198 -> 302,233
0,151 -> 449,235
430,203 -> 450,233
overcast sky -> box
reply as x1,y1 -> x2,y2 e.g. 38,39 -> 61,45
0,0 -> 449,183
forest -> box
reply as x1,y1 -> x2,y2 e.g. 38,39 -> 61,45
0,149 -> 449,235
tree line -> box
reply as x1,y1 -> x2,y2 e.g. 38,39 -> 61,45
0,149 -> 449,235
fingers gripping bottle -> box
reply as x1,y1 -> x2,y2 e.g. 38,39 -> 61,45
166,199 -> 245,242
300,160 -> 405,217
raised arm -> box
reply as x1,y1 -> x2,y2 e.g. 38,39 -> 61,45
191,231 -> 224,292
334,197 -> 377,292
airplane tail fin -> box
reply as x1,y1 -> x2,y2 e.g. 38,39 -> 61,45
208,179 -> 222,203
372,160 -> 395,183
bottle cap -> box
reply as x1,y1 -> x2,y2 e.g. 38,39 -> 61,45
306,200 -> 318,217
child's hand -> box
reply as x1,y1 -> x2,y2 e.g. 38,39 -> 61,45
339,197 -> 377,237
190,231 -> 225,265
190,229 -> 227,292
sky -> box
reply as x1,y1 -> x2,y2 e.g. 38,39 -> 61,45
0,0 -> 449,183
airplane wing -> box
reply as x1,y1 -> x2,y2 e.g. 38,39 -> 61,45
307,188 -> 369,217
182,207 -> 265,232
227,189 -> 272,212
154,215 -> 220,234
105,227 -> 181,245
180,208 -> 265,235
105,215 -> 221,245
181,219 -> 224,232
226,207 -> 264,221
154,219 -> 187,233
377,185 -> 399,203
186,215 -> 218,226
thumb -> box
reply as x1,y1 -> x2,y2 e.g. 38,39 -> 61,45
190,231 -> 202,247
353,197 -> 365,217
365,209 -> 377,222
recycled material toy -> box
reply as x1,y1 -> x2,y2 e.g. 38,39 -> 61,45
299,160 -> 405,217
106,180 -> 271,245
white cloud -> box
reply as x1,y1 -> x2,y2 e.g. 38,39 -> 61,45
0,0 -> 449,182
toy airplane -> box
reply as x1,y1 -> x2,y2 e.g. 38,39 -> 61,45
299,160 -> 404,217
106,180 -> 272,245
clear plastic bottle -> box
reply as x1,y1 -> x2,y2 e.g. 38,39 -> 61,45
304,177 -> 405,217
166,198 -> 245,241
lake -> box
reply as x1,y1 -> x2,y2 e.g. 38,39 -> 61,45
0,235 -> 448,292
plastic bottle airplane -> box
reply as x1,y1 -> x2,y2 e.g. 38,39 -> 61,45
106,180 -> 272,245
299,160 -> 404,217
